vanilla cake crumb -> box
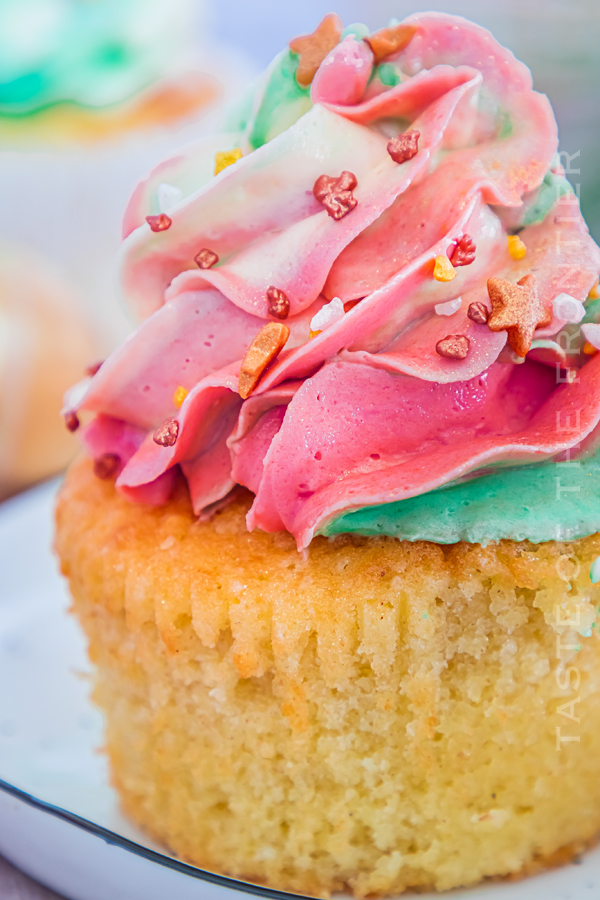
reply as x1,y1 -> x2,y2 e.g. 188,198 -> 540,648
55,457 -> 600,896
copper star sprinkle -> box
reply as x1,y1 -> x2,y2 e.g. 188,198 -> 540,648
195,248 -> 219,269
436,334 -> 470,360
146,214 -> 172,232
487,274 -> 552,357
467,302 -> 489,325
387,130 -> 420,164
153,418 -> 179,447
266,286 -> 290,320
448,234 -> 476,267
365,24 -> 418,64
239,323 -> 290,399
289,14 -> 343,86
93,453 -> 120,480
313,170 -> 358,220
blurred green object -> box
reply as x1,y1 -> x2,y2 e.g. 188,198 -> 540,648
0,0 -> 196,113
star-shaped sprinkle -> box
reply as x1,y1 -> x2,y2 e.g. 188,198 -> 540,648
487,274 -> 552,357
365,24 -> 418,64
289,14 -> 343,86
387,130 -> 419,164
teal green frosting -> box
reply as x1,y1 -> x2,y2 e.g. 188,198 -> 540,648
322,449 -> 600,545
522,169 -> 573,227
583,297 -> 600,323
246,50 -> 312,150
0,0 -> 188,114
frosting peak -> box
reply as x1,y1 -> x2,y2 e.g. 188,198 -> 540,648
68,12 -> 600,549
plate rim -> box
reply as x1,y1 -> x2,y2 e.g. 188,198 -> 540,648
0,777 -> 311,900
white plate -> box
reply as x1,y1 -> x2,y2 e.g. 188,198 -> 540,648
0,480 -> 598,900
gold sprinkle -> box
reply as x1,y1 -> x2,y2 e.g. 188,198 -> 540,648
289,14 -> 343,86
239,323 -> 290,399
309,329 -> 322,339
173,386 -> 188,408
507,234 -> 527,260
214,148 -> 243,176
433,255 -> 457,282
584,341 -> 598,356
588,280 -> 600,300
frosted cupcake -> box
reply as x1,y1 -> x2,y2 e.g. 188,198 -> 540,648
0,0 -> 243,349
0,243 -> 97,497
56,12 -> 600,896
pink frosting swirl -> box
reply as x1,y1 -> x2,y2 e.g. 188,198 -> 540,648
71,12 -> 600,548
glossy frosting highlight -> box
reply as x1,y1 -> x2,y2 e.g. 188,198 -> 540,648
67,12 -> 600,548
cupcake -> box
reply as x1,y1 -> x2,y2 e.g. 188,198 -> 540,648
0,0 -> 244,349
0,243 -> 97,498
56,12 -> 600,896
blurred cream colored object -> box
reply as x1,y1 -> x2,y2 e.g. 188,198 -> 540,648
0,246 -> 96,498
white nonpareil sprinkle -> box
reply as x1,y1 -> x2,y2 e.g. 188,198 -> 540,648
582,322 -> 600,350
158,182 -> 183,214
590,556 -> 600,584
434,297 -> 462,316
310,297 -> 345,333
553,293 -> 586,324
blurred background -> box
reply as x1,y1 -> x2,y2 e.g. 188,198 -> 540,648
0,0 -> 598,499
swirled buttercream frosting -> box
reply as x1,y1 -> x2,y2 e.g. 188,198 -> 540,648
66,12 -> 600,549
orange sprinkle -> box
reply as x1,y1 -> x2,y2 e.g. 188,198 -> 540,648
365,24 -> 417,64
289,14 -> 343,86
309,329 -> 322,339
173,386 -> 188,408
433,255 -> 457,282
239,323 -> 290,399
584,341 -> 598,356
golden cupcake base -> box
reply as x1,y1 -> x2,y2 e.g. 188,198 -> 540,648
55,456 -> 600,896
